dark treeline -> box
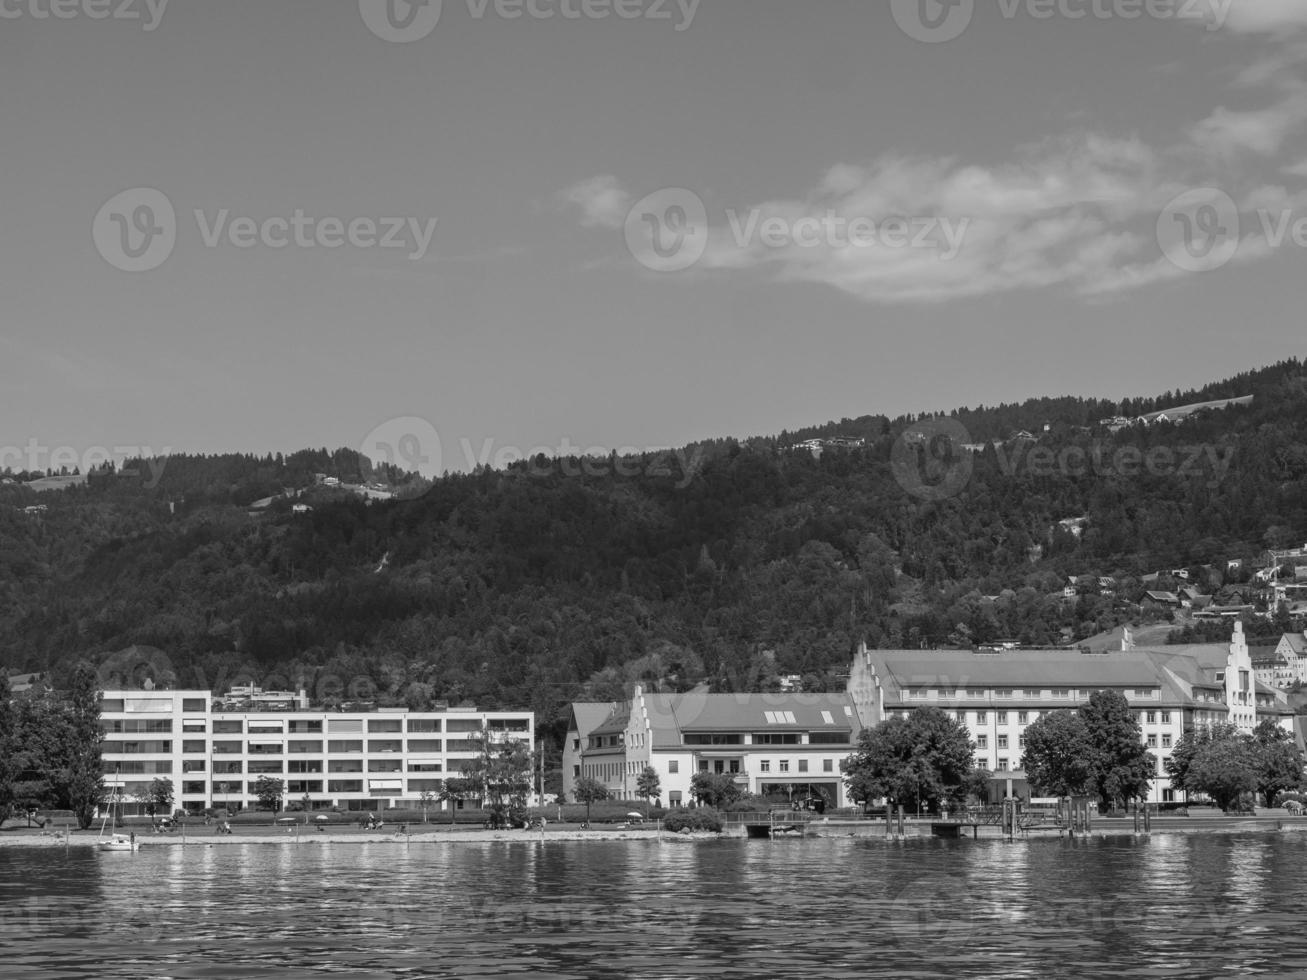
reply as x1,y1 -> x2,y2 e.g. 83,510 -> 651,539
1,359 -> 1304,734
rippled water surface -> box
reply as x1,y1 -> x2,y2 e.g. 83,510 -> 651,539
3,833 -> 1307,979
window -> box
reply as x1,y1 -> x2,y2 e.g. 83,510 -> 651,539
997,759 -> 1008,772
685,733 -> 744,745
823,759 -> 833,773
759,761 -> 770,773
368,719 -> 402,734
976,735 -> 988,750
408,739 -> 442,754
669,792 -> 682,806
779,761 -> 790,773
1161,711 -> 1171,724
182,781 -> 205,795
407,719 -> 441,733
698,761 -> 709,772
289,720 -> 324,734
808,732 -> 850,745
1146,735 -> 1157,748
1146,711 -> 1157,725
995,712 -> 1008,726
214,720 -> 242,734
997,735 -> 1008,750
995,689 -> 1012,700
1162,734 -> 1172,749
1018,712 -> 1028,725
182,740 -> 206,754
1052,688 -> 1070,700
976,712 -> 987,725
1017,735 -> 1026,749
751,733 -> 799,745
798,760 -> 808,773
182,698 -> 205,712
668,761 -> 679,774
572,739 -> 580,751
288,760 -> 323,774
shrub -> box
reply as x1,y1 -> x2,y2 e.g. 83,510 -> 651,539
663,807 -> 723,833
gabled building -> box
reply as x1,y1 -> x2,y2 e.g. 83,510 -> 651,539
846,622 -> 1289,805
571,688 -> 863,809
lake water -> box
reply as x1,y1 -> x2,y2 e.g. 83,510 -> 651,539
3,832 -> 1307,979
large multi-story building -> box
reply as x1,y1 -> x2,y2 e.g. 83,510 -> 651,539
848,622 -> 1293,804
99,686 -> 533,815
567,623 -> 1295,808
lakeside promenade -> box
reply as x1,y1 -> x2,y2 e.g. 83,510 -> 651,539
5,813 -> 1307,847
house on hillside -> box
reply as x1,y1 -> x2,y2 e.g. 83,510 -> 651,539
1253,633 -> 1307,689
1143,591 -> 1181,610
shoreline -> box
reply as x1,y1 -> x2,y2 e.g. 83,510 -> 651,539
4,816 -> 1307,847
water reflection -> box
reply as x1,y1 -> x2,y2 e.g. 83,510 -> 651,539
2,835 -> 1307,977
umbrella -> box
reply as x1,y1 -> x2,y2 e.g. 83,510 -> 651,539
314,814 -> 330,822
275,816 -> 297,824
626,811 -> 645,820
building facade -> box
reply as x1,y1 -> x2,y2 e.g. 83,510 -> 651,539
100,686 -> 533,815
565,623 -> 1295,810
566,688 -> 864,809
847,622 -> 1292,804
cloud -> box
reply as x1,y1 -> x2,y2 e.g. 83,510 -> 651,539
1218,0 -> 1307,36
563,12 -> 1307,305
559,176 -> 631,229
1189,88 -> 1307,158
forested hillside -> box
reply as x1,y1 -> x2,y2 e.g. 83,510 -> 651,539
2,359 -> 1305,734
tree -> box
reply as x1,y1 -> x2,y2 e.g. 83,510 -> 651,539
1166,723 -> 1257,811
461,731 -> 533,828
440,777 -> 472,824
1252,720 -> 1305,806
62,663 -> 105,829
1021,710 -> 1093,798
418,790 -> 436,823
134,777 -> 174,822
841,707 -> 987,813
253,775 -> 285,812
0,672 -> 16,825
1079,690 -> 1155,810
689,771 -> 744,809
635,766 -> 661,805
572,775 -> 609,824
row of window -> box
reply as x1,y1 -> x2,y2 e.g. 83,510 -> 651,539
975,732 -> 1176,752
906,687 -> 1160,701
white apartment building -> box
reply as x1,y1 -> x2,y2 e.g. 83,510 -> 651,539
100,686 -> 533,815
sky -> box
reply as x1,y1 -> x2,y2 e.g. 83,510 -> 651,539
3,0 -> 1307,476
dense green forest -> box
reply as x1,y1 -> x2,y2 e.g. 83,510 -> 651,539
2,359 -> 1305,740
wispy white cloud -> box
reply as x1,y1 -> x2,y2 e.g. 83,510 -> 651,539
1217,0 -> 1307,36
564,17 -> 1307,305
559,176 -> 631,229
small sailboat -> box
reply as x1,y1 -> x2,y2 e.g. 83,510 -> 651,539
97,781 -> 137,852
